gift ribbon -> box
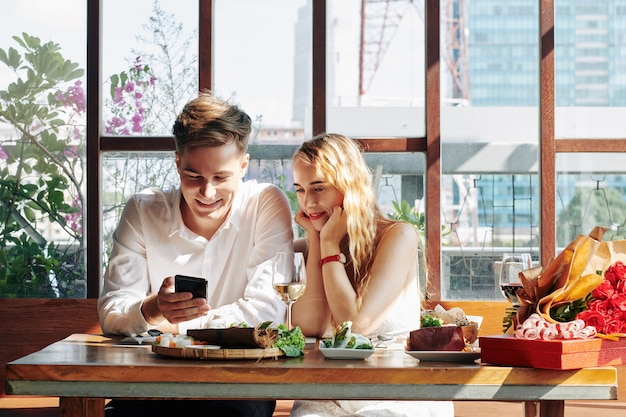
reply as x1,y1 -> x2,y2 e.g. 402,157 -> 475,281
515,313 -> 597,340
596,333 -> 626,341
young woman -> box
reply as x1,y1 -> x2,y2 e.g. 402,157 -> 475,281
290,133 -> 453,417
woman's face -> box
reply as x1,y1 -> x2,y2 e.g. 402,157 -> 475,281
293,159 -> 344,232
176,141 -> 249,229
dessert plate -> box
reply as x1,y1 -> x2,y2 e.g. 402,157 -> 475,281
405,350 -> 480,363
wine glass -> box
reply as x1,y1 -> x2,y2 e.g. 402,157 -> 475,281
498,253 -> 532,305
272,252 -> 307,329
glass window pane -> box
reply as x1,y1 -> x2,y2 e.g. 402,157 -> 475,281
102,0 -> 198,136
555,1 -> 626,138
556,153 -> 626,246
440,0 -> 540,301
101,152 -> 178,266
214,0 -> 310,140
0,0 -> 87,298
368,152 -> 427,288
326,0 -> 426,137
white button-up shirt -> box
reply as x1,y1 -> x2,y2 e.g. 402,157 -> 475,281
98,181 -> 293,335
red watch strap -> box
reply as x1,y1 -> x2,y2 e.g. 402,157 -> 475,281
319,254 -> 343,266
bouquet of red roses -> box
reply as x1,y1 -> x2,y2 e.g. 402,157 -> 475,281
509,227 -> 626,340
576,261 -> 626,339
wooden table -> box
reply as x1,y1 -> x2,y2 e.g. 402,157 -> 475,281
5,334 -> 619,417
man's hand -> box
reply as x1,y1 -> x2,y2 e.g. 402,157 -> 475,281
141,277 -> 210,326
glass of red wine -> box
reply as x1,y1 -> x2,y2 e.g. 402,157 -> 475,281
498,253 -> 532,305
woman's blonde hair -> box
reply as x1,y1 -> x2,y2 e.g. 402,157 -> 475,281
294,133 -> 399,296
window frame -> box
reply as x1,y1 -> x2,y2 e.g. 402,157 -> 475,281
85,0 -> 626,299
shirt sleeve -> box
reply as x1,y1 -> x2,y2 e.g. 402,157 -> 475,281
98,195 -> 154,335
178,185 -> 294,333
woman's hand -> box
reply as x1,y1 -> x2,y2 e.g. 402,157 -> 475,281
320,206 -> 348,246
294,208 -> 317,235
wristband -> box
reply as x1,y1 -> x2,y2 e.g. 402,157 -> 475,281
319,253 -> 346,266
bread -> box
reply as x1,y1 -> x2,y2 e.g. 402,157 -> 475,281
407,325 -> 465,351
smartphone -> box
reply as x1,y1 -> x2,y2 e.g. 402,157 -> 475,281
174,275 -> 208,300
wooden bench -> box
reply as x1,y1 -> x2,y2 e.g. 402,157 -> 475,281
0,299 -> 102,416
2,299 -> 625,417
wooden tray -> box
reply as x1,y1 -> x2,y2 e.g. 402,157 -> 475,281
152,344 -> 284,360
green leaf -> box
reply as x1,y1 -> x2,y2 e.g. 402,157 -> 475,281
120,71 -> 128,86
0,47 -> 21,69
273,324 -> 305,357
23,206 -> 36,222
277,345 -> 302,358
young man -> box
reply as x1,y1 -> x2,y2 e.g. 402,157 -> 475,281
98,92 -> 293,417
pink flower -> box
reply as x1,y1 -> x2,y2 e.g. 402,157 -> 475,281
109,116 -> 126,127
605,261 -> 626,287
603,319 -> 625,334
588,299 -> 611,316
63,145 -> 78,158
113,87 -> 125,105
0,147 -> 7,160
592,280 -> 615,299
124,82 -> 135,93
610,293 -> 626,311
54,81 -> 86,114
576,310 -> 605,330
131,112 -> 144,133
66,81 -> 85,113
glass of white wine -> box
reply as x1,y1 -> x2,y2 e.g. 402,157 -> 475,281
272,252 -> 307,329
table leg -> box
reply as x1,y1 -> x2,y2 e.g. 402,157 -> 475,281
524,401 -> 537,416
59,397 -> 105,417
523,400 -> 564,417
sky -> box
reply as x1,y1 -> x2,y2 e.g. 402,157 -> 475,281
1,0 -> 306,127
2,0 -> 429,132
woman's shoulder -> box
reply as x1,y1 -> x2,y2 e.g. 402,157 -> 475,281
381,221 -> 420,247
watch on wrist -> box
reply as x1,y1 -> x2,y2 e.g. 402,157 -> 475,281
319,253 -> 347,266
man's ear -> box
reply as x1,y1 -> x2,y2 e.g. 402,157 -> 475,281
241,153 -> 250,177
175,151 -> 181,169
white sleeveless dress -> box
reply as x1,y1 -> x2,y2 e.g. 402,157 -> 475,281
289,274 -> 455,417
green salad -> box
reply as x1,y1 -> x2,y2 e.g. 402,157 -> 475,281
258,321 -> 305,357
321,321 -> 374,350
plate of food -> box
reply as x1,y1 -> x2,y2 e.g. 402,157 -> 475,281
152,322 -> 306,360
319,344 -> 375,360
152,344 -> 284,360
318,321 -> 375,360
404,305 -> 482,363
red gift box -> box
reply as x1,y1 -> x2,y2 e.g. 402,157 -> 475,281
479,334 -> 626,370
